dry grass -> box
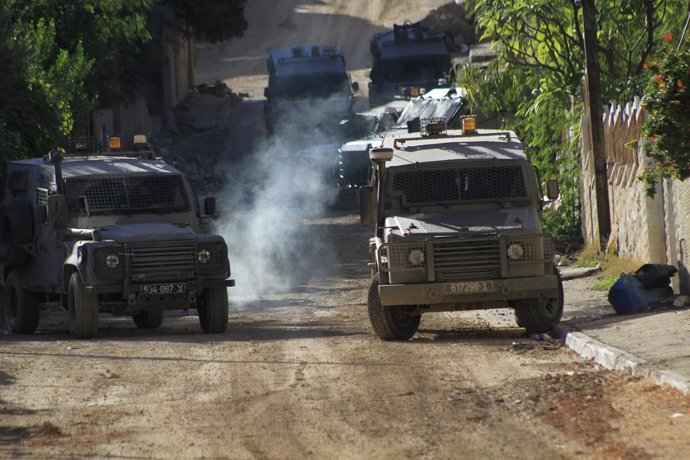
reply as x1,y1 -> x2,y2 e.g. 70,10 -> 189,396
573,243 -> 643,291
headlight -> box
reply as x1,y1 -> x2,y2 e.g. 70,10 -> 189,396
408,249 -> 425,266
197,248 -> 212,264
105,253 -> 120,269
507,243 -> 525,261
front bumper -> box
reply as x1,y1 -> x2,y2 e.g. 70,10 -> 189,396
378,275 -> 558,307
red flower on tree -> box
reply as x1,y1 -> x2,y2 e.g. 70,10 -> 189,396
664,33 -> 673,43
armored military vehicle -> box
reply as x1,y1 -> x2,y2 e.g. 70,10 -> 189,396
360,119 -> 562,340
336,86 -> 466,208
0,137 -> 234,338
264,45 -> 359,134
369,21 -> 452,106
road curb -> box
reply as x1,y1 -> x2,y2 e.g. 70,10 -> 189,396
559,265 -> 601,281
556,328 -> 690,395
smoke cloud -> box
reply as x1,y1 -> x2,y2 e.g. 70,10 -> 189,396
214,96 -> 351,306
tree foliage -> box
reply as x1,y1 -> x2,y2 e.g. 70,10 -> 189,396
458,0 -> 686,242
0,0 -> 247,176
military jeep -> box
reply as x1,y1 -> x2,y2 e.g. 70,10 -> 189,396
0,140 -> 234,338
360,122 -> 562,340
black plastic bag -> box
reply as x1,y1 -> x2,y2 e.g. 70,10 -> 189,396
634,264 -> 677,289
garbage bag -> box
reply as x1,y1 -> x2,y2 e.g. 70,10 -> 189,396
634,263 -> 677,289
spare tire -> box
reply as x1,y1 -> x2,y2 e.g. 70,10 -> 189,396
0,197 -> 34,267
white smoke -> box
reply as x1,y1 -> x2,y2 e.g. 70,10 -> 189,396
214,97 -> 349,305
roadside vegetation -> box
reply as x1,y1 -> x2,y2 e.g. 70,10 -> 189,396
574,243 -> 644,291
456,0 -> 688,244
0,0 -> 247,181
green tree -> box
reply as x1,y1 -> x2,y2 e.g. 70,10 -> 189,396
458,0 -> 685,242
0,1 -> 92,161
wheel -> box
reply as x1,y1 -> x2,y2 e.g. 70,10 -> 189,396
2,271 -> 40,334
133,310 -> 164,329
67,272 -> 99,339
367,275 -> 420,341
514,268 -> 564,333
198,287 -> 228,333
0,198 -> 34,267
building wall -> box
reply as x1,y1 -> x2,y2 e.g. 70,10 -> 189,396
581,99 -> 690,292
91,35 -> 194,143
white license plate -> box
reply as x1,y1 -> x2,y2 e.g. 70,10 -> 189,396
141,283 -> 186,295
444,281 -> 494,294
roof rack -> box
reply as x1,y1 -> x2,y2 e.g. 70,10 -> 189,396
393,130 -> 514,149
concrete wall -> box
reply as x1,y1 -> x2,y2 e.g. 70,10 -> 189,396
91,35 -> 195,142
581,99 -> 690,292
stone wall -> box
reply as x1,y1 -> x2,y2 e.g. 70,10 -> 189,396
91,35 -> 195,143
581,99 -> 690,292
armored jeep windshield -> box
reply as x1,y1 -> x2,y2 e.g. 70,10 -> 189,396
272,73 -> 350,99
386,163 -> 530,211
64,174 -> 191,215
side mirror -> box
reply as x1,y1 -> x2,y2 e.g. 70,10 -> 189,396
359,185 -> 375,228
351,81 -> 360,93
204,196 -> 217,216
46,194 -> 68,232
545,179 -> 560,200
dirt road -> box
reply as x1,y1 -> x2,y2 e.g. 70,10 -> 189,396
3,2 -> 690,458
2,213 -> 690,459
195,0 -> 452,102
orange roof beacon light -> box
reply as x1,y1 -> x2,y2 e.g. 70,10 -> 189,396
108,136 -> 122,152
461,115 -> 477,135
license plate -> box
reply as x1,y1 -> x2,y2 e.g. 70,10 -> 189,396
141,283 -> 186,295
444,281 -> 494,294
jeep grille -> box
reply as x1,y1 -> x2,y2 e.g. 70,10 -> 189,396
433,239 -> 501,281
126,242 -> 197,281
391,165 -> 527,206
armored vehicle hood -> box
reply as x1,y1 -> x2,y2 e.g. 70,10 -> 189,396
93,223 -> 197,243
385,208 -> 538,240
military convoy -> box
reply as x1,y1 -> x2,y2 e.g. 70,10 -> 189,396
368,21 -> 452,106
1,19 -> 562,342
264,45 -> 359,134
0,137 -> 234,338
359,119 -> 562,340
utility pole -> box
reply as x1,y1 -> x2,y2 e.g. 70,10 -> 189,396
581,0 -> 611,251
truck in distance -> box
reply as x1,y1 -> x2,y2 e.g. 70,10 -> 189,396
368,21 -> 452,106
264,45 -> 359,134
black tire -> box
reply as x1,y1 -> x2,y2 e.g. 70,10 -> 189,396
0,198 -> 34,267
67,272 -> 99,339
514,268 -> 564,333
133,310 -> 164,329
2,271 -> 40,334
198,287 -> 228,333
367,275 -> 420,341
